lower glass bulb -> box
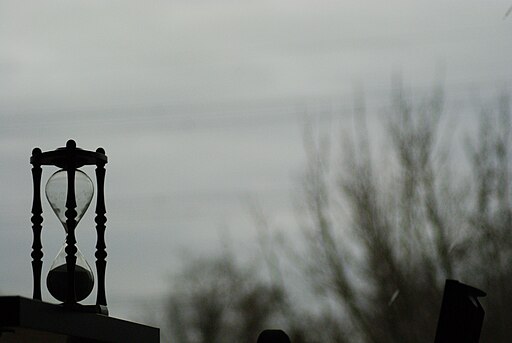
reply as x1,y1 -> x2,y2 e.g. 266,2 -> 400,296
46,243 -> 94,302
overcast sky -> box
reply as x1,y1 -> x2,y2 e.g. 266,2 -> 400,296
1,0 -> 511,322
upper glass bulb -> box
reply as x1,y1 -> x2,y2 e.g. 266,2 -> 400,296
45,169 -> 94,231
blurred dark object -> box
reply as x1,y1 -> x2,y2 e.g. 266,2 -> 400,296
434,279 -> 486,343
257,329 -> 291,343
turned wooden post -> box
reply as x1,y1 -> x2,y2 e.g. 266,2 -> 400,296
30,148 -> 43,301
95,147 -> 108,306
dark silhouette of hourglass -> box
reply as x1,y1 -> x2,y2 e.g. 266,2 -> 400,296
30,140 -> 108,314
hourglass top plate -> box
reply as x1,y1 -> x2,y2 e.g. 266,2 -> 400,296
31,141 -> 107,168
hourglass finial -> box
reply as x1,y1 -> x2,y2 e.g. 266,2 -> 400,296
66,139 -> 76,149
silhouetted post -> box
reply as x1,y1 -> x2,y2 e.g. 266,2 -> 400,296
30,148 -> 43,300
257,329 -> 291,343
434,279 -> 486,343
94,147 -> 108,307
64,166 -> 78,305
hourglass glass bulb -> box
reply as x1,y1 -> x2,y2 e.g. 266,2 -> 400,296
45,168 -> 95,302
47,244 -> 94,302
45,169 -> 94,231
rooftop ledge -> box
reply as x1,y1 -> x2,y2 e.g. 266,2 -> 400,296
0,296 -> 159,343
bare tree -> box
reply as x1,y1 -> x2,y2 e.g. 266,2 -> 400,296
160,89 -> 512,343
163,252 -> 286,343
297,89 -> 512,342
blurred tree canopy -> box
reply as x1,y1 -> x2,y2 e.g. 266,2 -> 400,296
164,253 -> 286,343
160,89 -> 512,342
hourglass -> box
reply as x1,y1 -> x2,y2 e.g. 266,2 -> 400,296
30,140 -> 108,314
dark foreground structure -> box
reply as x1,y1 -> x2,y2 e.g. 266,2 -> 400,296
434,280 -> 486,343
257,329 -> 291,343
256,279 -> 486,343
0,296 -> 159,342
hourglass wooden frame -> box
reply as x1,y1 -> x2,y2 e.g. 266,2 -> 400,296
30,140 -> 108,313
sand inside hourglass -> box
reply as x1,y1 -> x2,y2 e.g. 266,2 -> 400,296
47,263 -> 94,302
